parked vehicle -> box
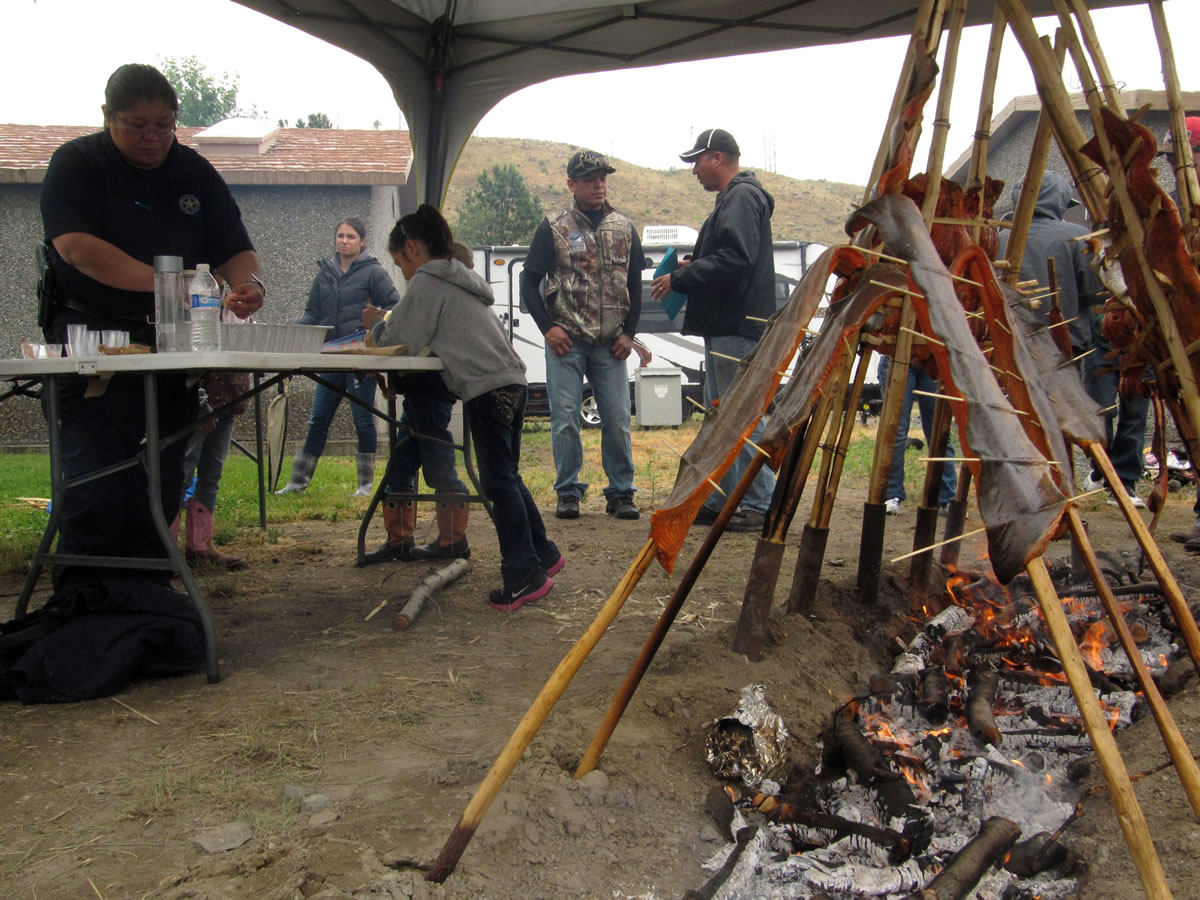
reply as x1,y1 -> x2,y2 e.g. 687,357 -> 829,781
474,232 -> 830,425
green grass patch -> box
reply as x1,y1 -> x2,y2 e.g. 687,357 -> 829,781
0,421 -> 914,575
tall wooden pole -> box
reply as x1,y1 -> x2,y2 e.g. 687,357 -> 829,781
1149,0 -> 1200,233
427,540 -> 656,882
1025,557 -> 1171,899
1066,506 -> 1200,822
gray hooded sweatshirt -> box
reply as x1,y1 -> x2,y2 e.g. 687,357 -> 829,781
996,171 -> 1104,351
370,257 -> 526,402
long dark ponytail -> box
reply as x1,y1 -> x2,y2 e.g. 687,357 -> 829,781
388,204 -> 453,257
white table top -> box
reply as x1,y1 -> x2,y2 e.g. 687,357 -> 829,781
0,350 -> 443,378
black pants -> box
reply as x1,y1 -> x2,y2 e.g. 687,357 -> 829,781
46,372 -> 197,587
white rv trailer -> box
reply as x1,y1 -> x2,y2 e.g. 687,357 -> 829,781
474,233 -> 832,424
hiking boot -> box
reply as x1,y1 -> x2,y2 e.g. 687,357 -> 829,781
726,509 -> 766,533
606,493 -> 640,520
488,570 -> 554,611
692,506 -> 720,527
556,495 -> 580,519
885,498 -> 902,516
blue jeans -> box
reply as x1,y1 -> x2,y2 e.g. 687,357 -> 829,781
381,382 -> 467,495
301,373 -> 379,457
701,335 -> 776,515
1083,355 -> 1149,490
545,339 -> 635,500
466,386 -> 559,590
182,412 -> 235,509
877,356 -> 957,505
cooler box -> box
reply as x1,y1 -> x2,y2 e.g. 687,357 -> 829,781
634,367 -> 683,427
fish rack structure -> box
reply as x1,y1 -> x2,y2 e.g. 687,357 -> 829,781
427,3 -> 1200,896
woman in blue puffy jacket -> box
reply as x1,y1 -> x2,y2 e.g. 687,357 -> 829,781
278,217 -> 400,495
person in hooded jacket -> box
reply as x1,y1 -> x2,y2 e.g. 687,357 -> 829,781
364,205 -> 563,611
649,128 -> 777,532
278,217 -> 400,496
995,172 -> 1142,506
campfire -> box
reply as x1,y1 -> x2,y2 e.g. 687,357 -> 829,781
695,564 -> 1183,899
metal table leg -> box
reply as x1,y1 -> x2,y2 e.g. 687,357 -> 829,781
143,375 -> 221,683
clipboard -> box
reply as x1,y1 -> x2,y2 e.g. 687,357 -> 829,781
652,247 -> 688,321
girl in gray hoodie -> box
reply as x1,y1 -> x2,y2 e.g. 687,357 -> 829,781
365,205 -> 562,610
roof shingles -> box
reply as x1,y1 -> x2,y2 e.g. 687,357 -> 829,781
0,124 -> 411,185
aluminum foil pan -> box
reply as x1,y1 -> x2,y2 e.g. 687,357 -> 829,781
706,684 -> 789,787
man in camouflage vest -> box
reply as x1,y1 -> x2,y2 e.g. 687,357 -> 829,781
521,150 -> 645,520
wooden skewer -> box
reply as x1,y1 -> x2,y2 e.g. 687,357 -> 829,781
891,525 -> 989,562
1015,278 -> 1040,289
869,279 -> 924,299
1070,226 -> 1110,242
741,435 -> 773,460
708,350 -> 742,363
686,395 -> 707,412
913,389 -> 963,403
920,456 -> 1060,467
1071,347 -> 1096,363
899,325 -> 946,346
854,245 -> 908,266
1100,402 -> 1119,413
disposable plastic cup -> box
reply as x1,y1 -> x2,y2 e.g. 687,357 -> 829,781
66,323 -> 88,357
40,344 -> 63,358
102,330 -> 129,348
20,341 -> 38,359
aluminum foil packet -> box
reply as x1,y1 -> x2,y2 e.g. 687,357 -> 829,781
706,684 -> 789,787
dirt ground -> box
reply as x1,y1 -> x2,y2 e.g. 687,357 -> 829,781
3,480 -> 1200,899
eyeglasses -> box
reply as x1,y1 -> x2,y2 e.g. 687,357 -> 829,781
113,113 -> 176,138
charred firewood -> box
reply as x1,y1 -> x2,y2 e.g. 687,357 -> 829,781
943,633 -> 967,675
682,825 -> 758,900
906,816 -> 1021,900
1156,656 -> 1196,697
823,704 -> 923,824
776,808 -> 913,862
918,667 -> 950,724
704,785 -> 737,841
1002,830 -> 1069,877
966,665 -> 1001,746
822,703 -> 897,782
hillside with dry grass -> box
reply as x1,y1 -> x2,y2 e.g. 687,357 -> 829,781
443,137 -> 864,247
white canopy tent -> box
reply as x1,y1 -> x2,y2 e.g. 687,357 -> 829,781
233,0 -> 1133,206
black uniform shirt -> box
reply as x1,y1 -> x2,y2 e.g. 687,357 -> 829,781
40,130 -> 254,328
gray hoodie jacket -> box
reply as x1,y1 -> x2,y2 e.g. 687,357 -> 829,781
370,258 -> 526,402
997,171 -> 1104,351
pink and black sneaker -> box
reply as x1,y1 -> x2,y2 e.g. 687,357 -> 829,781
544,553 -> 565,577
488,569 -> 554,611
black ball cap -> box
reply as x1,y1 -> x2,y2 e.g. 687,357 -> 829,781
679,128 -> 739,161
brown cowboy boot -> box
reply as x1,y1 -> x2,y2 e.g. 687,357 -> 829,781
410,496 -> 470,560
361,498 -> 416,565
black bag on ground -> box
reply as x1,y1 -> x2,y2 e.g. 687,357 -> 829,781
0,576 -> 206,703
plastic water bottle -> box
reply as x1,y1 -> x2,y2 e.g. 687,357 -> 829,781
189,263 -> 222,352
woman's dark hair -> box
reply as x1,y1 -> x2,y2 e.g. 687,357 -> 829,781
388,204 -> 453,257
336,217 -> 367,240
104,63 -> 179,114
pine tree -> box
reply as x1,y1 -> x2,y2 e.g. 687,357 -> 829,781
455,165 -> 543,246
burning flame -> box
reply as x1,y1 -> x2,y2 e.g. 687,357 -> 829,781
1080,621 -> 1110,671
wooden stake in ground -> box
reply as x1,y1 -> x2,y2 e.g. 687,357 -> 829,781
426,540 -> 656,883
1025,557 -> 1171,899
1065,505 -> 1200,822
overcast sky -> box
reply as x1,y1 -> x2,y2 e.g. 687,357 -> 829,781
5,0 -> 1199,187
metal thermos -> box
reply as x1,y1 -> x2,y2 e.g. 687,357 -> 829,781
154,255 -> 185,352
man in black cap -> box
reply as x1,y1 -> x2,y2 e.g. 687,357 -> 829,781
649,128 -> 777,532
521,150 -> 645,521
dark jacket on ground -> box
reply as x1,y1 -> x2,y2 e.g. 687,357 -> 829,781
671,171 -> 776,340
997,171 -> 1104,352
299,250 -> 400,341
